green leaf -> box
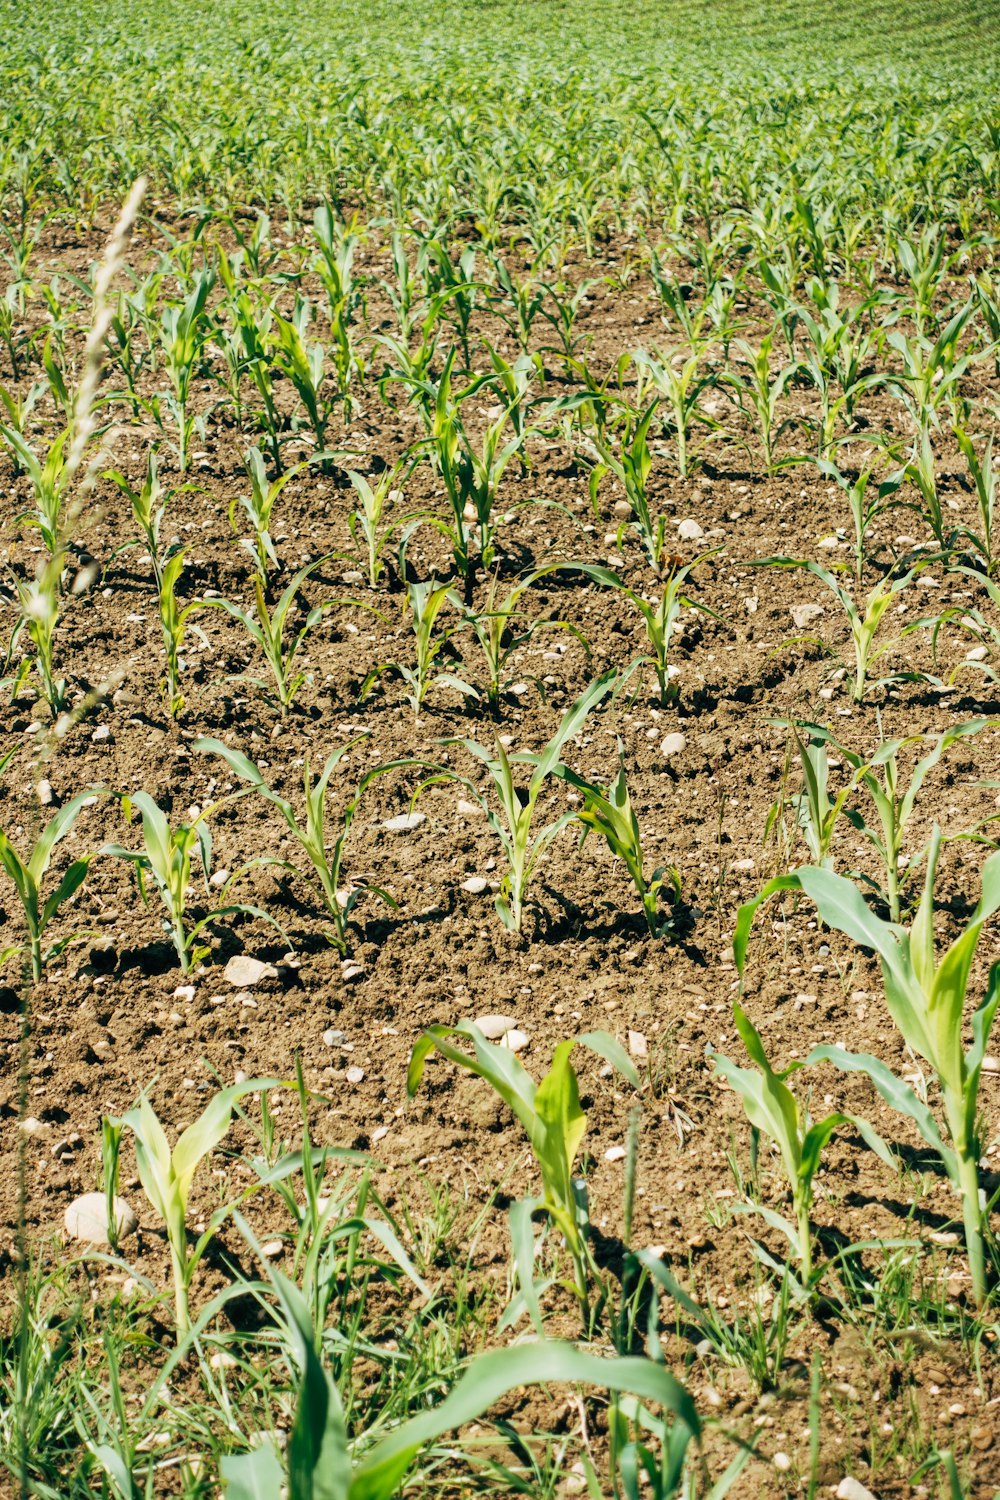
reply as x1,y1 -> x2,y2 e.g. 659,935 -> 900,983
220,1446 -> 284,1500
349,1342 -> 698,1500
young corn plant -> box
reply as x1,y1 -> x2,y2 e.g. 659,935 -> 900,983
221,1249 -> 696,1500
194,735 -> 412,955
792,718 -> 986,920
735,826 -> 1000,1306
720,333 -> 798,472
759,555 -> 930,702
633,345 -> 719,480
104,449 -> 179,592
884,302 -> 975,442
362,535 -> 473,716
416,671 -> 614,931
109,1079 -> 279,1343
15,554 -> 68,715
586,399 -> 670,572
549,747 -> 681,935
155,268 -> 213,472
270,297 -> 335,452
342,456 -> 423,588
425,352 -> 527,597
775,720 -> 856,869
567,555 -> 721,706
451,566 -> 589,716
0,778 -> 103,980
810,455 -> 903,584
232,292 -> 283,470
953,421 -> 997,573
4,424 -> 74,558
0,378 -> 46,455
210,558 -> 377,717
103,792 -> 283,973
710,1002 -> 863,1287
156,550 -> 210,718
229,447 -> 322,583
407,1019 -> 639,1329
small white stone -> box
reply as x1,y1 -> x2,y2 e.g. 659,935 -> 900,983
660,732 -> 687,759
382,812 -> 426,832
37,780 -> 54,806
499,1029 -> 529,1052
345,1066 -> 365,1084
457,798 -> 484,817
461,876 -> 489,894
91,726 -> 111,742
773,1452 -> 792,1473
65,1193 -> 137,1245
474,1014 -> 518,1040
835,1480 -> 877,1500
260,1239 -> 283,1258
628,1030 -> 648,1059
371,1126 -> 389,1143
223,955 -> 277,987
967,646 -> 989,662
677,518 -> 704,540
209,869 -> 230,889
790,603 -> 825,630
982,1055 -> 999,1073
604,1145 -> 627,1162
341,962 -> 366,982
173,984 -> 195,1002
19,1117 -> 48,1137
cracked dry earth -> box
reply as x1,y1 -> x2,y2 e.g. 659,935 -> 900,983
3,221 -> 1000,1495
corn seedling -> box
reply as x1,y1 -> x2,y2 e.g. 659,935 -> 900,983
549,745 -> 681,935
194,735 -> 414,954
4,424 -> 74,557
633,345 -> 719,479
16,556 -> 66,714
759,555 -> 931,702
953,422 -> 997,572
110,1079 -> 279,1342
408,1019 -> 640,1326
104,448 -> 179,591
232,292 -> 283,470
210,557 -> 379,716
791,718 -> 986,919
156,549 -> 210,717
710,1002 -> 872,1287
425,351 -> 528,596
808,455 -> 903,583
103,791 -> 284,973
155,268 -> 213,472
342,455 -> 423,588
0,778 -> 103,981
773,720 -> 856,869
271,297 -> 336,451
221,1235 -> 696,1500
884,303 -> 976,441
586,398 -> 670,571
362,532 -> 473,716
417,671 -> 614,930
229,447 -> 328,583
451,564 -> 588,715
735,826 -> 1000,1305
567,555 -> 721,706
720,334 -> 798,472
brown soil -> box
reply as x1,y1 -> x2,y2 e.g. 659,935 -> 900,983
2,219 -> 1000,1496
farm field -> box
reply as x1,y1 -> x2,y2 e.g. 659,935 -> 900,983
2,0 -> 1000,1495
